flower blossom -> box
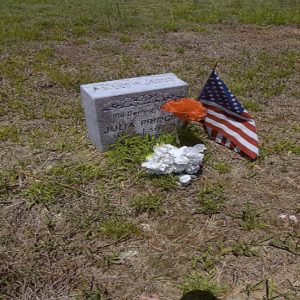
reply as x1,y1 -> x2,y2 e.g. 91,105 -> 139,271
161,98 -> 207,122
141,144 -> 206,175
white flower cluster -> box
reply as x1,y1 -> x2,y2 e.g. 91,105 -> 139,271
141,144 -> 206,176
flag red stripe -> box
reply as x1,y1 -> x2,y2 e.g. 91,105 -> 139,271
205,113 -> 259,146
241,111 -> 252,118
229,141 -> 235,150
205,117 -> 259,155
204,104 -> 257,132
204,122 -> 258,159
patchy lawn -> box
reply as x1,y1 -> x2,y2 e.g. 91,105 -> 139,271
0,1 -> 299,299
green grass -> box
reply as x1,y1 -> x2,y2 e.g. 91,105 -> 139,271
240,203 -> 267,231
178,122 -> 207,146
36,64 -> 92,90
291,124 -> 300,132
231,241 -> 259,257
228,50 -> 299,99
199,245 -> 224,271
181,272 -> 228,296
0,125 -> 20,142
270,233 -> 300,256
104,133 -> 194,190
261,136 -> 300,158
175,47 -> 185,54
131,193 -> 163,213
80,288 -> 102,300
0,55 -> 27,83
213,161 -> 231,174
142,41 -> 168,52
148,173 -> 178,190
22,161 -> 104,206
197,182 -> 225,215
99,218 -> 140,241
0,0 -> 299,44
0,171 -> 14,198
92,43 -> 121,55
35,47 -> 55,63
243,100 -> 263,112
105,134 -> 175,182
42,102 -> 83,121
23,181 -> 65,206
271,140 -> 300,155
47,163 -> 103,185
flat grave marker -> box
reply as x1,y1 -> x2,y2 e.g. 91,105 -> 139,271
80,73 -> 188,150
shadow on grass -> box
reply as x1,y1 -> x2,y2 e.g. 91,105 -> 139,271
181,290 -> 218,300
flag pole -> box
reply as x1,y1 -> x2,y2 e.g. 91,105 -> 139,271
198,61 -> 219,100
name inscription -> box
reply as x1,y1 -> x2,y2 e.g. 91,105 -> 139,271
94,76 -> 176,92
103,115 -> 178,134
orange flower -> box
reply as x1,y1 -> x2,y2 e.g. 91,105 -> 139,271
161,98 -> 207,122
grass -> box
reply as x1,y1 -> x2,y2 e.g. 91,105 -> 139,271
0,125 -> 20,142
99,218 -> 140,241
271,140 -> 300,155
105,134 -> 175,184
260,136 -> 300,158
240,203 -> 267,231
0,1 -> 299,45
21,161 -> 104,206
0,172 -> 13,198
80,288 -> 103,300
198,245 -> 225,271
148,173 -> 178,189
181,272 -> 228,297
231,241 -> 259,257
131,193 -> 163,213
270,233 -> 300,256
142,41 -> 168,52
197,182 -> 225,214
23,180 -> 65,206
35,47 -> 55,62
228,50 -> 299,99
243,100 -> 263,112
47,163 -> 103,185
92,43 -> 121,55
213,161 -> 231,174
1,0 -> 300,299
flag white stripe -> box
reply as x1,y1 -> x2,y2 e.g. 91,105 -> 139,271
234,146 -> 240,153
205,117 -> 259,154
216,133 -> 223,143
207,109 -> 258,141
201,99 -> 251,121
206,127 -> 212,136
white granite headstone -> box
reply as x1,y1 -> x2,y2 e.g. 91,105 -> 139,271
80,73 -> 188,150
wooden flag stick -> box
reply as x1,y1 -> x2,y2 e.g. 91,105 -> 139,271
198,61 -> 219,100
213,60 -> 219,69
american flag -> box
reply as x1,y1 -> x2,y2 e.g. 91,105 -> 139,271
199,70 -> 259,159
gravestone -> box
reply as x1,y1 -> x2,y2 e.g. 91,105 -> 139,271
80,73 -> 188,150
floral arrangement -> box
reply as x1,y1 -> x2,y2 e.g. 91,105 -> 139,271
141,98 -> 207,185
161,98 -> 207,122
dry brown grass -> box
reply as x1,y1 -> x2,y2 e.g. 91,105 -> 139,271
1,15 -> 300,300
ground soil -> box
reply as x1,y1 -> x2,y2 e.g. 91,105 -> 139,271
0,25 -> 299,299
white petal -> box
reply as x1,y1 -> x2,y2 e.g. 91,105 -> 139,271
179,174 -> 192,184
142,144 -> 206,175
